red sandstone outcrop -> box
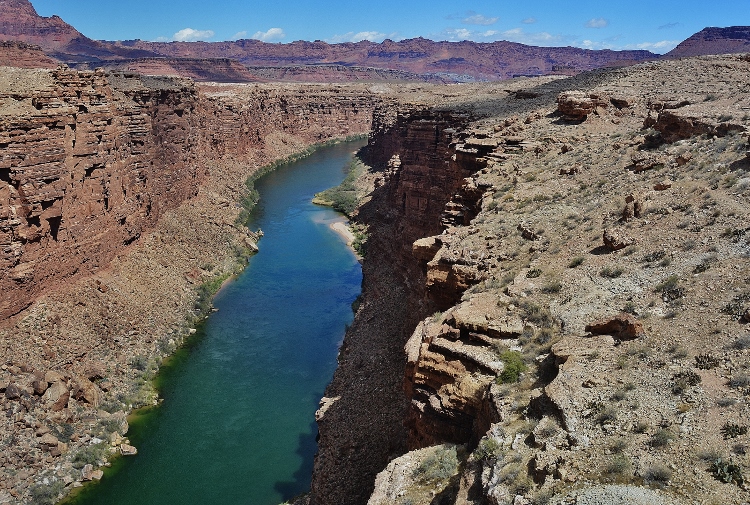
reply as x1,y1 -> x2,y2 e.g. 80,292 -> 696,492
0,40 -> 56,68
0,68 -> 201,318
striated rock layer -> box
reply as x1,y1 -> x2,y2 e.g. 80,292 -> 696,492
0,71 -> 379,319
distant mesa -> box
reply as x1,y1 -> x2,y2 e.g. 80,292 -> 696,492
1,0 -> 750,83
666,26 -> 750,58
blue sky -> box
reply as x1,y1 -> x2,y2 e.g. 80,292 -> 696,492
31,0 -> 749,54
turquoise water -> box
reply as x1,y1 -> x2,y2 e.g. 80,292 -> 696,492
67,140 -> 366,505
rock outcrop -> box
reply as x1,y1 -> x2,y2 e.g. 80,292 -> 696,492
0,68 -> 200,318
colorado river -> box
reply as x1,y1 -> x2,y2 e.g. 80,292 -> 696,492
67,140 -> 366,505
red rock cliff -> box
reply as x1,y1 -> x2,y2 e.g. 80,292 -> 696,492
0,68 -> 200,318
0,72 -> 380,320
311,103 -> 488,505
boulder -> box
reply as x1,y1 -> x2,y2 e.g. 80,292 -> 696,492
621,194 -> 642,221
557,91 -> 609,121
4,383 -> 22,400
603,228 -> 635,251
518,223 -> 540,241
43,381 -> 70,411
631,152 -> 668,172
742,308 -> 750,323
654,180 -> 673,191
585,313 -> 645,340
412,236 -> 442,262
44,370 -> 65,384
71,376 -> 100,407
32,377 -> 48,395
39,433 -> 59,450
120,443 -> 138,456
81,464 -> 103,481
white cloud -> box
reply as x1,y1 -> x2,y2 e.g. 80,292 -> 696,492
586,18 -> 609,29
439,27 -> 563,45
626,40 -> 681,53
231,31 -> 248,40
328,31 -> 388,43
522,17 -> 537,24
462,14 -> 499,26
251,28 -> 286,42
173,28 -> 215,42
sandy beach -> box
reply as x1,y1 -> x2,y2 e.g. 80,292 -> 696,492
331,220 -> 356,246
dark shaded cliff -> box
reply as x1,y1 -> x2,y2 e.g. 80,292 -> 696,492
311,104 -> 488,505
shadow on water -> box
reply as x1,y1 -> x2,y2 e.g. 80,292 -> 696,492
274,420 -> 320,501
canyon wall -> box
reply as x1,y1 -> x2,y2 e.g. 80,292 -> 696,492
0,68 -> 386,502
0,68 -> 201,319
0,71 -> 379,319
310,102 -> 488,505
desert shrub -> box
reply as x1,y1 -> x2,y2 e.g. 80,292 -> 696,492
642,250 -> 666,263
541,280 -> 562,293
72,442 -> 108,469
605,454 -> 631,474
526,268 -> 542,278
650,429 -> 675,448
710,458 -> 744,486
634,421 -> 649,433
51,423 -> 75,443
732,335 -> 750,350
729,373 -> 750,389
672,370 -> 701,394
644,463 -> 672,484
721,422 -> 748,440
568,256 -> 585,268
497,351 -> 528,384
695,353 -> 720,370
600,266 -> 624,278
670,345 -> 688,359
29,481 -> 64,505
596,405 -> 618,425
130,355 -> 149,371
722,293 -> 750,320
413,446 -> 459,484
717,398 -> 737,407
535,327 -> 556,345
474,437 -> 502,462
655,275 -> 684,301
515,299 -> 555,328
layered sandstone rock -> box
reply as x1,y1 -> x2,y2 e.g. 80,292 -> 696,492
0,68 -> 201,318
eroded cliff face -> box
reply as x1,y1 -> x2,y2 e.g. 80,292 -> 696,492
356,55 -> 750,505
0,73 -> 381,320
0,68 -> 200,318
311,102 -> 491,505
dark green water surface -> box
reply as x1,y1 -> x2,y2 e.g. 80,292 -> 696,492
67,140 -> 366,505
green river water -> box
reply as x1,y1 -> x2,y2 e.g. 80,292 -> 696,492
66,140 -> 366,505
